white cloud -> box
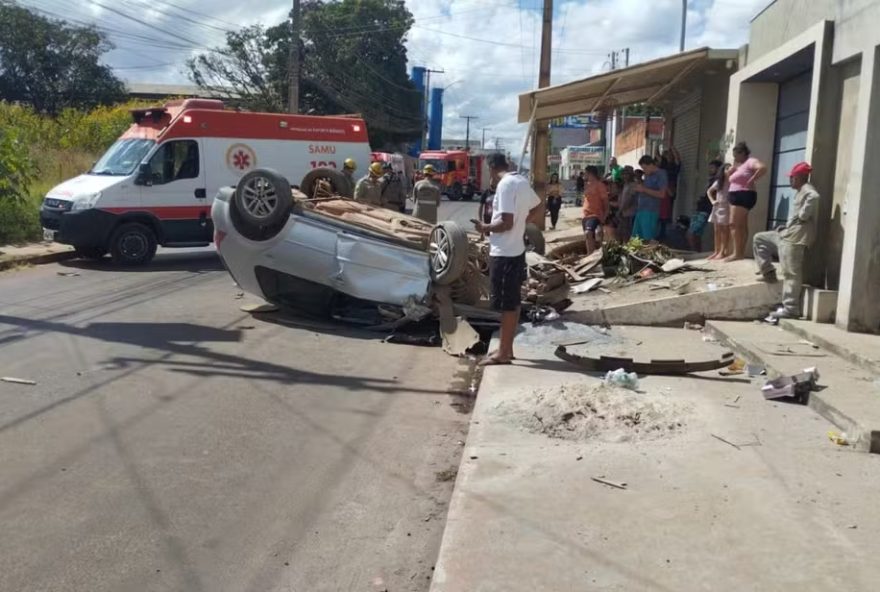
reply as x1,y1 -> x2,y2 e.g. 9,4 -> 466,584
23,0 -> 770,146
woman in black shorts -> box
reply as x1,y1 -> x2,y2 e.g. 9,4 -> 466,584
725,141 -> 767,261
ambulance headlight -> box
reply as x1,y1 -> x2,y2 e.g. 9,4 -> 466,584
71,192 -> 102,211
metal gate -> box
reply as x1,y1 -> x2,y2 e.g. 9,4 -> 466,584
671,89 -> 702,216
768,70 -> 812,228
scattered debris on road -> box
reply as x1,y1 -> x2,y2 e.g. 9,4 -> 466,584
761,367 -> 819,403
711,433 -> 742,450
828,430 -> 849,446
604,368 -> 640,391
592,476 -> 628,490
56,271 -> 80,277
1,376 -> 37,385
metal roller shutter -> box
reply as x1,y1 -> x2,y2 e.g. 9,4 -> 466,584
671,89 -> 702,217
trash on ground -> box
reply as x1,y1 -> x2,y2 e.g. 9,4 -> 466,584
604,368 -> 640,391
592,476 -> 628,490
711,433 -> 742,450
828,430 -> 849,446
799,339 -> 820,349
572,278 -> 603,294
702,333 -> 719,343
1,376 -> 37,385
746,364 -> 766,377
719,358 -> 746,376
555,345 -> 735,375
493,383 -> 688,443
761,367 -> 819,403
754,341 -> 827,357
683,321 -> 703,331
56,271 -> 80,277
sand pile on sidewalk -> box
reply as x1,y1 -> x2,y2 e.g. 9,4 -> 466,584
494,382 -> 688,443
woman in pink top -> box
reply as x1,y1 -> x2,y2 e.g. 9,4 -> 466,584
725,141 -> 767,261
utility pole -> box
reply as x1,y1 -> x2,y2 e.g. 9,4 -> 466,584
532,0 -> 553,231
481,127 -> 491,149
288,0 -> 301,113
461,115 -> 478,151
680,0 -> 687,52
423,68 -> 445,151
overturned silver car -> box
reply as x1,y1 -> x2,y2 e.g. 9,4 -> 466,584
212,168 -> 478,314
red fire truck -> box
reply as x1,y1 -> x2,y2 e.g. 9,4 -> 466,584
417,150 -> 491,201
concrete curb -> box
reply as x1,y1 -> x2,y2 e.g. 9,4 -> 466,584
0,249 -> 76,272
566,281 -> 781,326
705,321 -> 880,454
779,319 -> 880,375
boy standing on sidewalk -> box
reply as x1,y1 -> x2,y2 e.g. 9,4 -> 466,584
474,153 -> 541,366
581,166 -> 608,254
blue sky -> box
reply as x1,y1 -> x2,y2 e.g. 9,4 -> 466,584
21,0 -> 770,144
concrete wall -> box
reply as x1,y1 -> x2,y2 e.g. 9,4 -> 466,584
826,59 -> 861,290
836,46 -> 880,332
724,80 -> 778,255
748,0 -> 837,61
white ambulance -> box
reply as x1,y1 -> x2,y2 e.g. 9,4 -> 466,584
39,99 -> 372,265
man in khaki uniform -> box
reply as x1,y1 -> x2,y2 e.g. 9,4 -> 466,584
753,161 -> 820,319
380,163 -> 408,212
354,162 -> 386,207
413,164 -> 442,224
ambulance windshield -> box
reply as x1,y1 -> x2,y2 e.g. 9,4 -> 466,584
91,138 -> 155,176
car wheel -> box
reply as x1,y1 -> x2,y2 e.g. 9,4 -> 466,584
109,223 -> 157,266
524,222 -> 546,255
301,167 -> 352,199
233,168 -> 293,232
429,221 -> 469,286
74,245 -> 107,260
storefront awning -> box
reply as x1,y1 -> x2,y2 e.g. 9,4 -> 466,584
517,47 -> 740,123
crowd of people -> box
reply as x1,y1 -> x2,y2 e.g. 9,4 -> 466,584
561,142 -> 772,264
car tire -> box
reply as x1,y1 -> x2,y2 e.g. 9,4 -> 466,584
429,221 -> 469,286
74,245 -> 107,260
301,167 -> 352,199
524,222 -> 546,255
109,223 -> 157,266
233,168 -> 293,232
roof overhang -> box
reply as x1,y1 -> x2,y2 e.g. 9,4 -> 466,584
517,47 -> 740,123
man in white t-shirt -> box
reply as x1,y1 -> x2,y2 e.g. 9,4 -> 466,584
474,153 -> 541,366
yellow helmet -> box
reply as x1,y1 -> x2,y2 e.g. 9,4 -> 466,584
369,162 -> 384,176
343,158 -> 356,171
423,164 -> 435,175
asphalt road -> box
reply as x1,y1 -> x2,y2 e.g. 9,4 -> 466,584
0,246 -> 473,592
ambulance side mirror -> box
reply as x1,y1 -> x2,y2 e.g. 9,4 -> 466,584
135,163 -> 152,186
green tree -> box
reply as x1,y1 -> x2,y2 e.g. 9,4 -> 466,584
0,2 -> 125,115
187,0 -> 423,147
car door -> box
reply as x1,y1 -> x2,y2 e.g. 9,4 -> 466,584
142,139 -> 211,244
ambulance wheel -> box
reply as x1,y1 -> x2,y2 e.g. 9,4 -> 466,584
429,221 -> 469,286
74,245 -> 107,260
109,223 -> 157,266
301,168 -> 352,199
234,168 -> 293,231
524,222 -> 545,256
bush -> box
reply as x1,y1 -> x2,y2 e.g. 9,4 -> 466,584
0,196 -> 41,244
0,127 -> 36,203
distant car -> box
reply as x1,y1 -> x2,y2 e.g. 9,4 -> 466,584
212,168 -> 471,312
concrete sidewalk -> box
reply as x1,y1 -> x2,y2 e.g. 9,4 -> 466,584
431,325 -> 880,591
707,320 -> 880,453
0,242 -> 74,272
